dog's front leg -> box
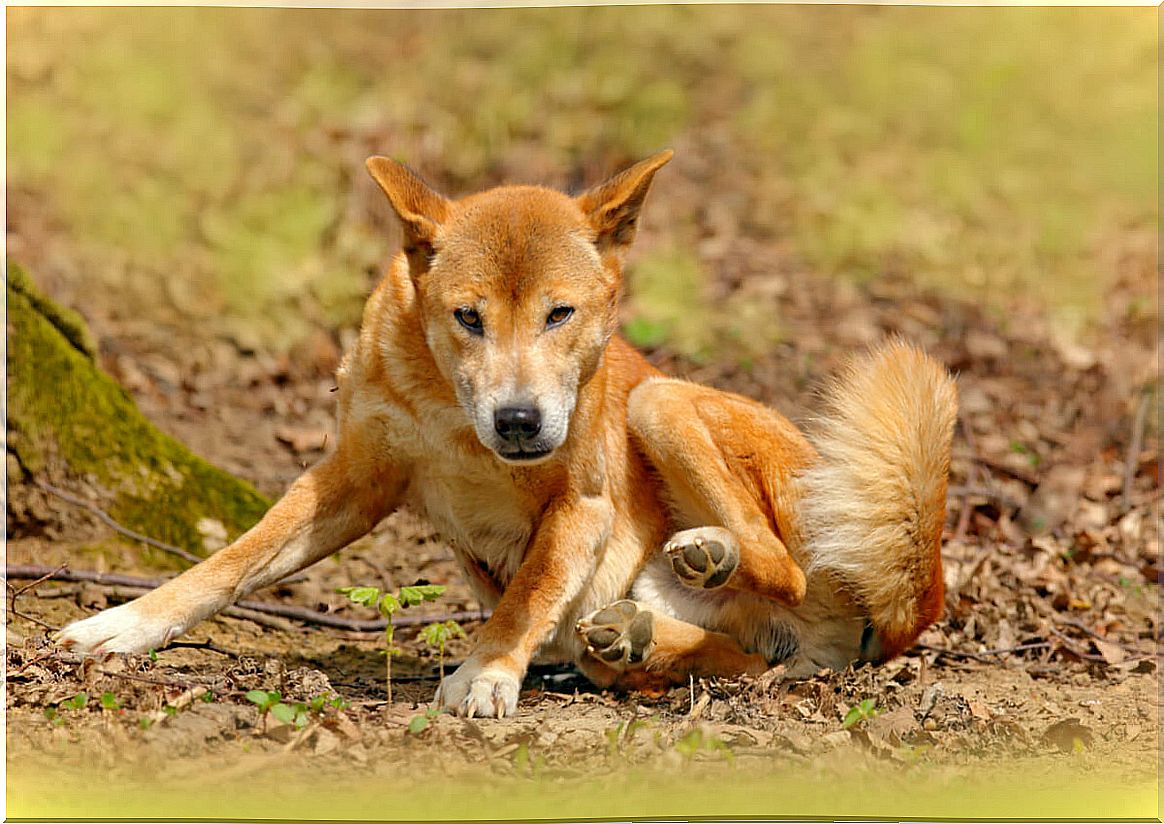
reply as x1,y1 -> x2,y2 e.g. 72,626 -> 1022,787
57,438 -> 405,656
436,494 -> 612,718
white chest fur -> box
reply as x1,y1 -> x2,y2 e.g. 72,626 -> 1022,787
407,457 -> 534,583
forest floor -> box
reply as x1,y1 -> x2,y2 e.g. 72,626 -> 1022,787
7,248 -> 1159,820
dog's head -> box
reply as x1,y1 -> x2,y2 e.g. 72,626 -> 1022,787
365,151 -> 672,464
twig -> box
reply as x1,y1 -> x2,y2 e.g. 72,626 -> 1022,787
971,455 -> 1039,486
947,485 -> 1024,510
162,639 -> 240,658
5,565 -> 490,632
1123,390 -> 1151,513
6,563 -> 67,631
1047,628 -> 1109,662
34,480 -> 204,565
915,641 -> 1051,663
1053,618 -> 1146,656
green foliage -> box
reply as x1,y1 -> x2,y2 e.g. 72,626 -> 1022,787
604,718 -> 651,758
419,619 -> 467,680
246,689 -> 311,730
42,707 -> 63,727
673,727 -> 734,762
406,706 -> 447,736
99,692 -> 120,711
58,692 -> 89,712
338,582 -> 448,703
842,698 -> 881,730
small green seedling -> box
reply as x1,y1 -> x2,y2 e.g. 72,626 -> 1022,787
673,727 -> 733,762
307,693 -> 349,714
420,619 -> 467,681
42,707 -> 64,727
246,689 -> 309,732
406,705 -> 447,735
59,692 -> 89,712
605,718 -> 650,757
338,582 -> 447,703
99,691 -> 120,711
842,698 -> 881,729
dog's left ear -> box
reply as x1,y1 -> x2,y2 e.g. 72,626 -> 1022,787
577,150 -> 673,257
366,156 -> 451,279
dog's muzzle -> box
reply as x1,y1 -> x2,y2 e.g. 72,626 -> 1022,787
491,405 -> 553,462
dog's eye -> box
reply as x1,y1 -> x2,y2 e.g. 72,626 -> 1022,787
454,308 -> 483,335
546,306 -> 574,328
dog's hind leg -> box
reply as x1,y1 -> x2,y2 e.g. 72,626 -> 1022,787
57,416 -> 406,656
628,378 -> 814,607
575,600 -> 769,686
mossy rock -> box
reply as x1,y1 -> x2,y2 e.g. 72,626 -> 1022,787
6,261 -> 271,557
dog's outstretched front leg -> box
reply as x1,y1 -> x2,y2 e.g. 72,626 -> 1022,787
437,494 -> 612,718
57,428 -> 405,656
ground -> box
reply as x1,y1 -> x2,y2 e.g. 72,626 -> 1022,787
7,267 -> 1158,819
5,6 -> 1158,820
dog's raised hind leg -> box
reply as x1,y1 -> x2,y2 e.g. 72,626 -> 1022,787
628,378 -> 812,606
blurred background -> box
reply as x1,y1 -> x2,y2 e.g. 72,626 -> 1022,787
6,4 -> 1157,494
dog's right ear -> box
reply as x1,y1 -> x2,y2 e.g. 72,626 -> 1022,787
366,157 -> 450,279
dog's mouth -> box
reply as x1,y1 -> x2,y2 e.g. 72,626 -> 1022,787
494,445 -> 555,464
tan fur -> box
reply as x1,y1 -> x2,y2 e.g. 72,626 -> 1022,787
797,338 -> 957,658
58,151 -> 956,713
611,339 -> 957,684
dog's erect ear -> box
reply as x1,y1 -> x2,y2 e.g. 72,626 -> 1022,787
577,150 -> 673,256
366,156 -> 451,278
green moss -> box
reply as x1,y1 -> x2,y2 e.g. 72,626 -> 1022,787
6,263 -> 271,556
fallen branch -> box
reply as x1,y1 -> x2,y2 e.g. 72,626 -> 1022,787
6,565 -> 490,632
915,640 -> 1051,663
5,563 -> 67,631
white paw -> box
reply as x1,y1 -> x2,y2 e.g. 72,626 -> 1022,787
434,657 -> 521,719
56,602 -> 186,655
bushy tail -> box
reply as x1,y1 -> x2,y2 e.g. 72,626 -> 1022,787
797,338 -> 958,660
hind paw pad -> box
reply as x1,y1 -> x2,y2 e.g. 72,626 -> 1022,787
665,526 -> 739,590
576,600 -> 655,672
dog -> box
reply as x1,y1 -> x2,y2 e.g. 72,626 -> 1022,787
58,151 -> 957,717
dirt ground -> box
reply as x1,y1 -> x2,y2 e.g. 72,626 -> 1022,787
6,237 -> 1159,818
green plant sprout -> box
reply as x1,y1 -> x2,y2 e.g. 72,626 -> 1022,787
338,583 -> 447,703
842,698 -> 882,729
419,619 -> 467,681
246,689 -> 307,732
673,727 -> 734,762
59,692 -> 88,712
99,691 -> 120,711
407,705 -> 448,735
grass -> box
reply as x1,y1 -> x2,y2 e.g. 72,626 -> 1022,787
7,6 -> 1155,353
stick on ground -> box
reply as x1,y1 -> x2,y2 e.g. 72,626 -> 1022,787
5,565 -> 490,632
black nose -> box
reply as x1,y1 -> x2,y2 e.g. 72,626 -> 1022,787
494,406 -> 542,442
